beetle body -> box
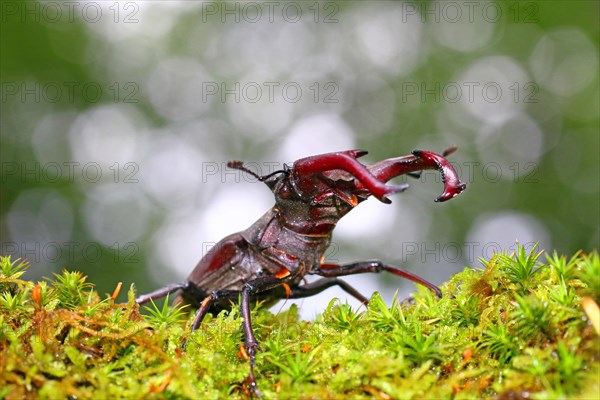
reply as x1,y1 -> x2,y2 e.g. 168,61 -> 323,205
174,211 -> 327,311
136,148 -> 466,394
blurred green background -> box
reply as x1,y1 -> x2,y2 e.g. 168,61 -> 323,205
1,0 -> 598,318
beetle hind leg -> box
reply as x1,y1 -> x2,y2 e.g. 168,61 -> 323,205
317,261 -> 442,298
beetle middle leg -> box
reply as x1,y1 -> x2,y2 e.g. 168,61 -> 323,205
286,278 -> 370,304
240,275 -> 291,395
316,261 -> 442,298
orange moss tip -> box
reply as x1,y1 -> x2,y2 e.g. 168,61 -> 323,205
111,282 -> 123,301
32,284 -> 42,307
149,374 -> 172,394
301,344 -> 312,353
462,347 -> 473,362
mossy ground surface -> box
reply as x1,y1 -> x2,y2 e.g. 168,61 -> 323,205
1,246 -> 599,399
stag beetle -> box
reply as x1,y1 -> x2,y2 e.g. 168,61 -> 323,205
136,147 -> 466,394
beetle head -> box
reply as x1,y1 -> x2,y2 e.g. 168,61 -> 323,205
227,151 -> 408,234
227,148 -> 466,234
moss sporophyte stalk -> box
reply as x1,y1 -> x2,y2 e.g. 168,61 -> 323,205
0,246 -> 598,399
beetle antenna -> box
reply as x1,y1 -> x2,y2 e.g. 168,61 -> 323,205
227,161 -> 288,181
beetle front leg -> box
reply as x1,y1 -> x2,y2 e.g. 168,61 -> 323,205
317,261 -> 442,298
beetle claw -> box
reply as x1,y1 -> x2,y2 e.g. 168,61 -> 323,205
350,149 -> 369,158
435,182 -> 467,202
411,150 -> 467,202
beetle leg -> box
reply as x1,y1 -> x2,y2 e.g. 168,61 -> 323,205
287,278 -> 369,304
189,289 -> 240,331
317,261 -> 442,298
135,282 -> 189,305
240,276 -> 288,396
190,295 -> 215,332
180,289 -> 239,349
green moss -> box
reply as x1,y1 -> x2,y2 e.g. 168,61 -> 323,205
1,246 -> 599,399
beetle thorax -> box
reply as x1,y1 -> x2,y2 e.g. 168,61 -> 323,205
242,208 -> 332,275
